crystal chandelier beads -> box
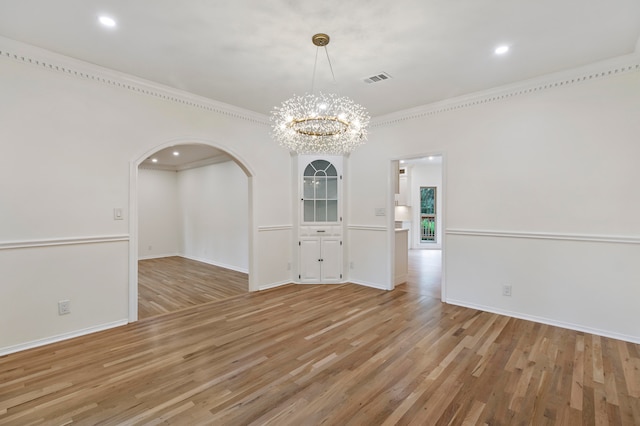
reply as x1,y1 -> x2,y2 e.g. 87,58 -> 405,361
271,92 -> 370,155
270,33 -> 370,155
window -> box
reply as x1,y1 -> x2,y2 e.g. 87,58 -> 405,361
303,160 -> 338,223
420,186 -> 436,242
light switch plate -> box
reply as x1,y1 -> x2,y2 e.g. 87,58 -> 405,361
113,208 -> 123,220
375,207 -> 386,216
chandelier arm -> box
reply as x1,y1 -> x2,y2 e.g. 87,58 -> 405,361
324,46 -> 336,83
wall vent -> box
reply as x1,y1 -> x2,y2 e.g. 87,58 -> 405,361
363,72 -> 392,84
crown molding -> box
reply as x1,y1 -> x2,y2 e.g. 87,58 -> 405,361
0,35 -> 270,126
372,53 -> 640,127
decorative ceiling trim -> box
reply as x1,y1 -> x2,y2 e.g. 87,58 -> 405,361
0,36 -> 269,126
2,36 -> 638,127
372,53 -> 640,128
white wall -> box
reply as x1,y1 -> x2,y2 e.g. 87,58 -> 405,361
2,34 -> 639,355
349,59 -> 640,342
137,162 -> 249,272
138,168 -> 180,258
178,161 -> 249,272
409,161 -> 443,249
0,37 -> 293,355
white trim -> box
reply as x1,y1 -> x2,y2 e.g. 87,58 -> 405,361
0,36 -> 268,125
349,279 -> 393,291
258,281 -> 292,291
347,225 -> 387,232
373,53 -> 640,126
446,299 -> 640,345
0,235 -> 129,250
137,253 -> 182,261
394,274 -> 408,286
129,138 -> 257,323
446,229 -> 640,245
257,225 -> 293,232
0,319 -> 128,356
180,254 -> 249,274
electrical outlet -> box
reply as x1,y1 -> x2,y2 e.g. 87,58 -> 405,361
58,300 -> 71,315
350,261 -> 354,269
502,285 -> 512,297
287,262 -> 291,271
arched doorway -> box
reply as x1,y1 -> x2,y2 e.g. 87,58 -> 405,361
129,139 -> 255,322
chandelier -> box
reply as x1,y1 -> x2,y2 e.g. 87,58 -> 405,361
271,33 -> 370,155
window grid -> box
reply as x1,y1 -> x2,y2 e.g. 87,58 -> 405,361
303,160 -> 338,223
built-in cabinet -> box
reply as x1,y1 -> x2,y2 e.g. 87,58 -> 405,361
299,236 -> 342,283
297,156 -> 344,284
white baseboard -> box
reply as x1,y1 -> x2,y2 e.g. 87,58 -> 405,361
180,254 -> 249,274
394,274 -> 408,286
446,298 -> 640,345
139,253 -> 249,274
257,281 -> 292,291
0,319 -> 129,356
349,280 -> 392,291
138,253 -> 181,260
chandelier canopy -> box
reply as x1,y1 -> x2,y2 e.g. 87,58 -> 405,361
271,34 -> 370,155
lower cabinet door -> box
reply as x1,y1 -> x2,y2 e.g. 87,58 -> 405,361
300,238 -> 322,283
299,237 -> 342,283
320,237 -> 342,283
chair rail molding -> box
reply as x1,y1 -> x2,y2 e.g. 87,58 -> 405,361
446,228 -> 640,245
0,235 -> 130,251
347,225 -> 388,232
257,225 -> 293,232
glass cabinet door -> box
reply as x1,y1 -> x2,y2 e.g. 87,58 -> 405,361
302,160 -> 339,223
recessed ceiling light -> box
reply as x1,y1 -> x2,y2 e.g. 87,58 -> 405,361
98,16 -> 117,28
494,45 -> 509,55
151,158 -> 158,163
173,151 -> 180,156
428,156 -> 434,160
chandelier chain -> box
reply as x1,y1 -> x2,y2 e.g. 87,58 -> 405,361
311,47 -> 319,94
270,33 -> 370,155
324,47 -> 336,83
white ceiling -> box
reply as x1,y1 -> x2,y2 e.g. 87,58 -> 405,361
139,144 -> 229,170
1,0 -> 639,118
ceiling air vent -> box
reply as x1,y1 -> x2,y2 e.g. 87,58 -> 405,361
363,72 -> 392,84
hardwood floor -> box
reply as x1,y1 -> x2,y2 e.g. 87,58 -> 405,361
396,249 -> 442,299
2,284 -> 639,425
138,256 -> 248,320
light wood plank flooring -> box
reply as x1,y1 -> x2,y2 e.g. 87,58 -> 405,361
2,284 -> 639,424
138,256 -> 248,319
396,249 -> 442,299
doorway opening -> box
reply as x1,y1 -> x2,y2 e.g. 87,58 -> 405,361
392,155 -> 444,300
129,140 -> 255,322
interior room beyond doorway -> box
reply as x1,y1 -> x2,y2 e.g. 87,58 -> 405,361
397,249 -> 442,299
138,256 -> 248,320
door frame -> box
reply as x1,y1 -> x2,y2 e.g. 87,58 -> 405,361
389,153 -> 446,302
